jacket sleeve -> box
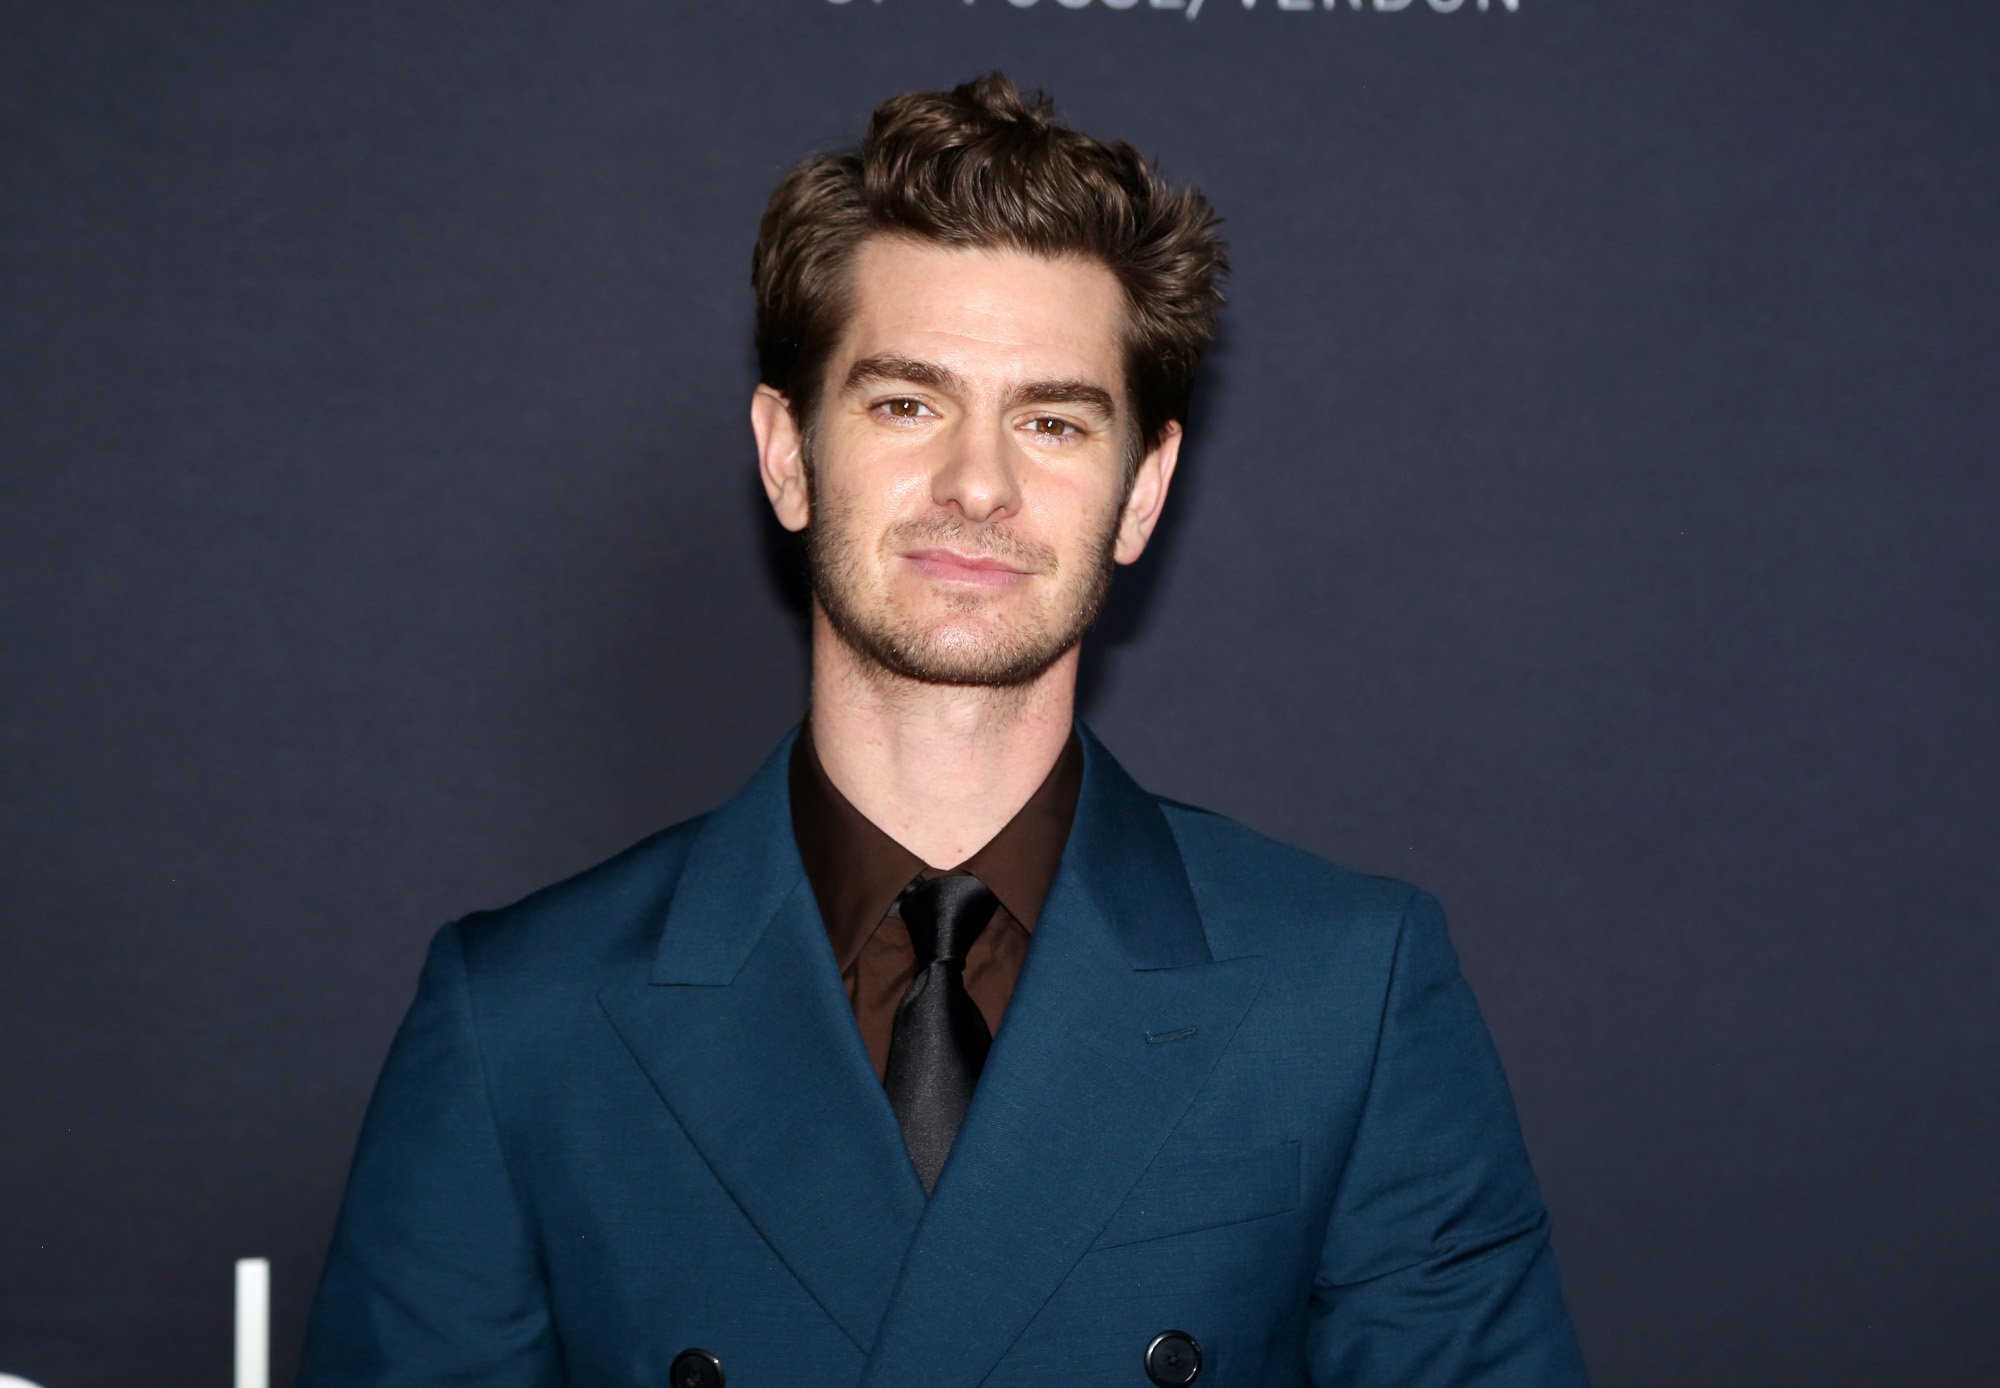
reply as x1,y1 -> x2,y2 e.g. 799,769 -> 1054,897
299,920 -> 561,1386
1307,891 -> 1591,1386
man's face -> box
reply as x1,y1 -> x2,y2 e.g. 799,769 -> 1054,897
761,234 -> 1177,688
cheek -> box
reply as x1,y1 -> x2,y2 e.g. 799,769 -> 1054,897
815,483 -> 928,578
833,445 -> 942,521
883,464 -> 941,513
1029,467 -> 1124,541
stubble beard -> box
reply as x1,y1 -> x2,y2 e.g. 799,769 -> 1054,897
802,448 -> 1122,689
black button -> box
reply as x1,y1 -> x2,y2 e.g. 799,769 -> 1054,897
669,1347 -> 724,1388
1145,1329 -> 1202,1385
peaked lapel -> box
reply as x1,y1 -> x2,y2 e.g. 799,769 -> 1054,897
597,729 -> 927,1355
858,726 -> 1268,1388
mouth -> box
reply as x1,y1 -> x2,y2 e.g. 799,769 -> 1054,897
901,548 -> 1033,589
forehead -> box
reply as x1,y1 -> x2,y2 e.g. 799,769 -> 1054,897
833,235 -> 1127,388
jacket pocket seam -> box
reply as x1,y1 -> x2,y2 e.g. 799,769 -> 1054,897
1088,1138 -> 1301,1251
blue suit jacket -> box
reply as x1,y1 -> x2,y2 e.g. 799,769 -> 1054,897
301,725 -> 1589,1386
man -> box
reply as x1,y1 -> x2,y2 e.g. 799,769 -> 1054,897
301,73 -> 1590,1387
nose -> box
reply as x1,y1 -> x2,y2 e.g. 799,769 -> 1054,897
930,418 -> 1021,524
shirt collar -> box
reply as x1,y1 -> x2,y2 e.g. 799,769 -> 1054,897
788,719 -> 1085,973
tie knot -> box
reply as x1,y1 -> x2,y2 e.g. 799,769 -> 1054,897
899,873 -> 998,968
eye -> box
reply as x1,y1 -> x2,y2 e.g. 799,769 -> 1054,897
1025,416 -> 1082,439
875,397 -> 936,422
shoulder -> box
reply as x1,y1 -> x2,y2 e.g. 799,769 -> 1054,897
444,812 -> 709,983
1153,795 -> 1432,967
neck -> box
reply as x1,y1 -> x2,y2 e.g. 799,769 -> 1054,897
806,606 -> 1078,869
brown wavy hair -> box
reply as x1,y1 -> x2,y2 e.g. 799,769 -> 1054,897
751,72 -> 1229,463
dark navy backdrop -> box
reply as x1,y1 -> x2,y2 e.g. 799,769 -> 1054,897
3,2 -> 1995,1384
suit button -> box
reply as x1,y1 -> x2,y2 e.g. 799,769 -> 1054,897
1145,1329 -> 1202,1385
669,1347 -> 724,1388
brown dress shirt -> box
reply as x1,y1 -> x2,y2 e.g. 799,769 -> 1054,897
788,721 -> 1085,1082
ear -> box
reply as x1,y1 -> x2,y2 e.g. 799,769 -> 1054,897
751,384 -> 810,533
1113,420 -> 1183,565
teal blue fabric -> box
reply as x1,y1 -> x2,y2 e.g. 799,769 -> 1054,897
301,725 -> 1589,1386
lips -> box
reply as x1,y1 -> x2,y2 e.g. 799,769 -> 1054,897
902,548 -> 1032,588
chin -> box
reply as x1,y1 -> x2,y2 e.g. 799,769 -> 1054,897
813,559 -> 1102,689
850,617 -> 1076,689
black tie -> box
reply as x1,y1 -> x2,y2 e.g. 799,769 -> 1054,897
883,872 -> 998,1194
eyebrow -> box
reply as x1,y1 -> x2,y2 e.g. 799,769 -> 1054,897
840,353 -> 1118,423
